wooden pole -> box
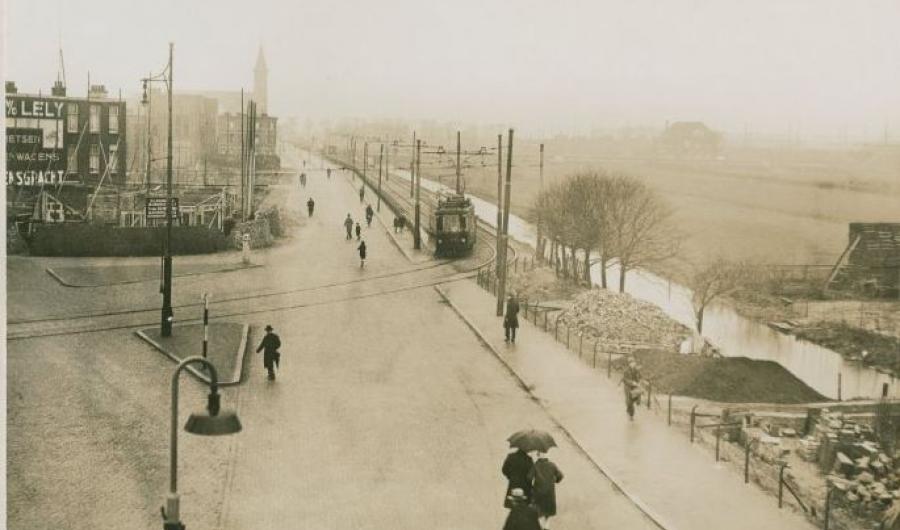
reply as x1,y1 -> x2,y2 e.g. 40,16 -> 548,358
495,133 -> 503,276
537,143 -> 544,260
414,139 -> 421,250
377,144 -> 383,212
410,131 -> 416,198
456,130 -> 461,194
496,129 -> 514,316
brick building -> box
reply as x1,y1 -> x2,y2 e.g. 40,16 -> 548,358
826,223 -> 900,296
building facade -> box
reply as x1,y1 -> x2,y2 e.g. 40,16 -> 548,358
6,81 -> 127,222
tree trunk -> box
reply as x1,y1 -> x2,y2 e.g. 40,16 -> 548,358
583,248 -> 592,286
696,308 -> 704,334
600,253 -> 608,289
619,264 -> 627,292
552,240 -> 559,275
561,244 -> 569,278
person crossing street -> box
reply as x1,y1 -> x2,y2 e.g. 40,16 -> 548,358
344,214 -> 354,240
307,197 -> 315,217
365,204 -> 374,227
355,222 -> 362,240
256,324 -> 282,381
357,239 -> 367,268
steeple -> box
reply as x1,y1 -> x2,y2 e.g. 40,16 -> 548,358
254,46 -> 268,113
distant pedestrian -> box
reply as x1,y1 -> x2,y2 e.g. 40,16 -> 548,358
622,358 -> 643,420
393,215 -> 401,233
344,214 -> 354,240
398,214 -> 406,232
307,197 -> 315,217
327,168 -> 332,179
502,448 -> 534,508
300,172 -> 307,187
255,324 -> 281,381
365,204 -> 374,227
527,452 -> 564,530
359,186 -> 365,203
357,240 -> 367,267
504,293 -> 520,343
502,488 -> 541,530
355,222 -> 362,240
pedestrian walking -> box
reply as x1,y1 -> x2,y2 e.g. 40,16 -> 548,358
527,452 -> 564,530
255,324 -> 281,381
326,168 -> 332,179
502,488 -> 541,530
502,447 -> 534,508
398,213 -> 406,232
622,357 -> 643,421
307,197 -> 315,217
355,222 -> 362,240
300,172 -> 307,187
365,204 -> 374,227
344,214 -> 354,240
359,186 -> 365,203
393,215 -> 401,233
504,293 -> 520,343
357,239 -> 367,268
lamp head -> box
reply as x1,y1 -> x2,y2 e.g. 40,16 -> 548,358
184,392 -> 242,436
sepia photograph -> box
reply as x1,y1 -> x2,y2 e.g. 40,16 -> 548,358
3,1 -> 900,529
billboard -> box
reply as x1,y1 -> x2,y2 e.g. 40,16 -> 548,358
6,95 -> 68,186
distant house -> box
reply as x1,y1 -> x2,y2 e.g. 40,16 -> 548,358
658,121 -> 722,159
825,223 -> 900,296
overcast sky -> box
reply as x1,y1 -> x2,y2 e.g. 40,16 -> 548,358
5,0 -> 900,138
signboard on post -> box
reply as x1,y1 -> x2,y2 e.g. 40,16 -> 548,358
145,197 -> 179,220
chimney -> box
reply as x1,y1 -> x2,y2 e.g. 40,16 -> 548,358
52,80 -> 67,97
6,81 -> 18,94
88,84 -> 108,98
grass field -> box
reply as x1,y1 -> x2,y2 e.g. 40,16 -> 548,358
431,140 -> 900,265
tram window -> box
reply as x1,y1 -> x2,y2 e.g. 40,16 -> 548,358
459,215 -> 467,230
441,215 -> 461,233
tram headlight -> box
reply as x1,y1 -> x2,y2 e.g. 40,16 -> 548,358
461,237 -> 466,244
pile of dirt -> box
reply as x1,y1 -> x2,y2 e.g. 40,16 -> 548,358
795,323 -> 900,376
507,267 -> 585,302
557,288 -> 690,349
627,350 -> 827,404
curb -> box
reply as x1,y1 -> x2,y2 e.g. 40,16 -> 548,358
46,263 -> 263,288
433,282 -> 676,530
135,322 -> 249,386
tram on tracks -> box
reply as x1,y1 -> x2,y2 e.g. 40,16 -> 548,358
429,192 -> 477,257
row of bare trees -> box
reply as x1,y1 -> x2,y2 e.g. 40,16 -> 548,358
533,171 -> 680,292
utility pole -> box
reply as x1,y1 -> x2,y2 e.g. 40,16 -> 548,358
496,129 -> 513,317
455,130 -> 461,194
377,144 -> 383,212
240,89 -> 245,221
363,141 -> 368,185
414,139 -> 422,250
537,143 -> 544,261
409,131 -> 416,198
145,71 -> 152,191
495,133 -> 503,276
161,42 -> 174,337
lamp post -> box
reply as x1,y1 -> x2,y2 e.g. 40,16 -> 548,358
162,356 -> 242,530
142,43 -> 175,337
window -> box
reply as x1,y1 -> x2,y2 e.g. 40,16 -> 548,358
90,144 -> 100,173
67,104 -> 79,133
67,146 -> 78,173
108,105 -> 119,134
108,144 -> 119,173
90,105 -> 101,133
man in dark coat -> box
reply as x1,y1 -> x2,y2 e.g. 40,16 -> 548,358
357,240 -> 367,268
365,204 -> 374,227
355,222 -> 362,240
307,197 -> 315,217
256,324 -> 281,380
502,488 -> 541,530
622,358 -> 643,420
502,448 -> 534,508
528,452 -> 564,529
344,214 -> 354,240
504,293 -> 520,343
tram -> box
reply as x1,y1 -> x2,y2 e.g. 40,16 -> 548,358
429,193 -> 477,257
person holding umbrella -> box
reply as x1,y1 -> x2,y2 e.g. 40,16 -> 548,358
502,446 -> 533,508
502,488 -> 541,530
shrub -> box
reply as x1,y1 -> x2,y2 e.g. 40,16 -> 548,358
28,223 -> 230,257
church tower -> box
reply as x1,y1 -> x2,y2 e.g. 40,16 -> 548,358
254,46 -> 268,114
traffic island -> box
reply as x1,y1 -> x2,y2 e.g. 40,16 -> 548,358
48,261 -> 261,287
136,322 -> 249,386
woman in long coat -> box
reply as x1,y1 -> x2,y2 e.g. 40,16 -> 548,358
502,488 -> 541,530
502,448 -> 533,508
357,240 -> 367,268
528,452 -> 564,528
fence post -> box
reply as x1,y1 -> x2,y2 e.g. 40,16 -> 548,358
667,394 -> 672,426
579,333 -> 583,358
837,373 -> 842,401
533,304 -> 538,325
555,318 -> 560,341
715,423 -> 721,462
566,326 -> 570,349
744,439 -> 751,484
824,487 -> 833,530
607,351 -> 612,378
543,312 -> 548,331
778,463 -> 786,508
647,380 -> 652,410
690,405 -> 698,443
593,342 -> 598,368
523,302 -> 528,320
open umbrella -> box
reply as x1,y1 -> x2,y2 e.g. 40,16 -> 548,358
507,429 -> 557,452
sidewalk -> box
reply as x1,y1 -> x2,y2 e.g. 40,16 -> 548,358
438,279 -> 817,530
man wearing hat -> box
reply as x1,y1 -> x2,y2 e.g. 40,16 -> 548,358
256,325 -> 282,381
504,292 -> 520,344
622,357 -> 643,420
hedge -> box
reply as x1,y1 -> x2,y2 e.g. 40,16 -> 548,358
28,224 -> 231,257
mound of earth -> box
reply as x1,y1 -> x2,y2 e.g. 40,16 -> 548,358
557,288 -> 690,349
627,350 -> 827,404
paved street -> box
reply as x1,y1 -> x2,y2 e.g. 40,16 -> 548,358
7,160 -> 658,529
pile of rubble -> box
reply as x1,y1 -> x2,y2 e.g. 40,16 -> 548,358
556,288 -> 690,350
807,410 -> 899,513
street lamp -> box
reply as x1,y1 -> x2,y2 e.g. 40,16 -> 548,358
142,43 -> 175,337
162,356 -> 242,530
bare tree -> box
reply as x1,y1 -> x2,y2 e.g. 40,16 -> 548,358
606,175 -> 681,292
685,257 -> 756,334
